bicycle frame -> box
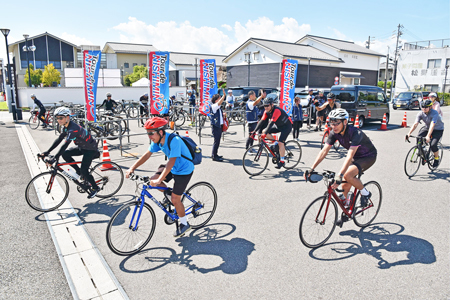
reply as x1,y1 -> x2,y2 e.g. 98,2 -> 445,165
129,184 -> 204,231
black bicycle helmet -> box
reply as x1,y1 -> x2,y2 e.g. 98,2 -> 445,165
421,99 -> 433,108
327,92 -> 336,99
262,98 -> 274,106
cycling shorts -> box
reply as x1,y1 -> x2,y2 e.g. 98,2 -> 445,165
268,123 -> 292,143
156,164 -> 193,195
352,155 -> 377,174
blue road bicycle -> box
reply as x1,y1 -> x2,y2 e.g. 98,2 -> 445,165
106,174 -> 218,256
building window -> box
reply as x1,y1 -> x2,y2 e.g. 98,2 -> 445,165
49,61 -> 61,69
124,62 -> 129,69
353,78 -> 360,85
446,58 -> 450,67
141,63 -> 146,67
424,84 -> 439,92
133,63 -> 138,67
253,51 -> 260,61
427,59 -> 441,69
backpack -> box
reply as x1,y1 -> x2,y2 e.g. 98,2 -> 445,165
167,132 -> 202,165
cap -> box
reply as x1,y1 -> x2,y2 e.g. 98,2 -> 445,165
308,89 -> 313,92
429,92 -> 437,98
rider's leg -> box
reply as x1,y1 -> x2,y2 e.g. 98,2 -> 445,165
342,165 -> 363,198
81,150 -> 99,189
62,147 -> 82,174
170,173 -> 193,224
430,130 -> 443,158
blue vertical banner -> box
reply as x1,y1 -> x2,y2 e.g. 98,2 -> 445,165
83,50 -> 101,122
199,59 -> 217,116
279,59 -> 298,116
149,51 -> 170,115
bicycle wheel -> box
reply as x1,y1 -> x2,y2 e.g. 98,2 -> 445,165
284,140 -> 302,169
25,172 -> 69,212
427,142 -> 443,171
353,181 -> 382,227
90,161 -> 124,198
299,196 -> 337,248
182,182 -> 217,229
28,115 -> 40,130
127,106 -> 139,118
174,112 -> 186,127
242,145 -> 269,176
106,201 -> 156,256
404,146 -> 421,177
105,121 -> 120,140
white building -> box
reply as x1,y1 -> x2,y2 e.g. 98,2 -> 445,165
395,39 -> 450,93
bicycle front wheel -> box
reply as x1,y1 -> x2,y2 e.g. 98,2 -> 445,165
106,201 -> 156,256
353,181 -> 382,227
427,142 -> 443,171
404,146 -> 421,177
299,196 -> 337,248
28,116 -> 40,130
174,112 -> 186,127
242,145 -> 269,176
90,161 -> 124,198
284,140 -> 302,169
182,182 -> 218,229
25,172 -> 69,212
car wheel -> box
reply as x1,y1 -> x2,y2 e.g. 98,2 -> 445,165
392,105 -> 397,110
407,104 -> 412,110
385,113 -> 390,125
358,116 -> 365,128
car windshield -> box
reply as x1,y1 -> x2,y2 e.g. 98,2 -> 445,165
398,92 -> 413,99
331,90 -> 356,102
229,89 -> 244,97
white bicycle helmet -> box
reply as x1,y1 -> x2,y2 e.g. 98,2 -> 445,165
54,107 -> 71,116
328,108 -> 349,120
30,94 -> 36,98
106,92 -> 112,97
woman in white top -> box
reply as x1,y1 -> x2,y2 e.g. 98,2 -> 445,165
429,92 -> 443,117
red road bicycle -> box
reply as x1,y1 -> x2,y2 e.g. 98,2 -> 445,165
299,170 -> 382,248
28,110 -> 53,130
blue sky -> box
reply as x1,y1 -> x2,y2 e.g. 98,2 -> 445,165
1,0 -> 449,62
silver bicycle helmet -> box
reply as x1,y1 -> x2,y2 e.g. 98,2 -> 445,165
54,107 -> 71,116
30,94 -> 36,98
328,108 -> 349,120
106,92 -> 112,97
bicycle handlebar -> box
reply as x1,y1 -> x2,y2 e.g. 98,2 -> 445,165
129,173 -> 150,183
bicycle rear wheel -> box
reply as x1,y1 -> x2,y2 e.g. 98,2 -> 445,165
174,111 -> 186,127
299,196 -> 337,248
182,182 -> 217,229
242,145 -> 269,176
28,115 -> 40,130
90,161 -> 124,198
25,172 -> 69,212
106,201 -> 156,256
404,146 -> 421,177
427,142 -> 443,171
353,181 -> 382,227
283,140 -> 302,169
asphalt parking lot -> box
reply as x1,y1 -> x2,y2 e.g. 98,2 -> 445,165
1,106 -> 449,299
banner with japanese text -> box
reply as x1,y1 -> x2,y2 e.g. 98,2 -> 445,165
199,59 -> 217,116
149,51 -> 170,115
83,50 -> 101,122
279,59 -> 298,116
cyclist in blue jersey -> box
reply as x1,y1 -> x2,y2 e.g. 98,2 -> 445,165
39,107 -> 101,198
305,108 -> 377,225
125,117 -> 194,237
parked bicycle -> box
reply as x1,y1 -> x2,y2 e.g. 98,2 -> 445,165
404,135 -> 443,177
242,134 -> 302,176
169,104 -> 188,127
25,155 -> 124,212
28,109 -> 54,130
106,174 -> 217,256
299,170 -> 382,248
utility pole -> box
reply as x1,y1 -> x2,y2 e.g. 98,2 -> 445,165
389,24 -> 403,99
384,52 -> 389,94
366,36 -> 373,49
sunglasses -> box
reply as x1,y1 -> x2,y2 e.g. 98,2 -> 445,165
56,116 -> 66,120
147,131 -> 157,136
329,121 -> 342,126
264,105 -> 271,108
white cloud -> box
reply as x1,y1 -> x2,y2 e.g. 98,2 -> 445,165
113,16 -> 311,55
330,28 -> 347,41
60,32 -> 93,45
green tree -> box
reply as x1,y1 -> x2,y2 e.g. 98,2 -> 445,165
377,81 -> 384,88
124,65 -> 148,86
42,63 -> 61,87
24,64 -> 43,87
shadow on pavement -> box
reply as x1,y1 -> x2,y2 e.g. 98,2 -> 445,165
307,222 -> 436,269
408,169 -> 450,182
119,223 -> 255,274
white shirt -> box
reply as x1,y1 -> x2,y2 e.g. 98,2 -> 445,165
211,103 -> 223,125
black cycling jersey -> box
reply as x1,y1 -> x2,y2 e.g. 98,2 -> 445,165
323,102 -> 339,117
101,99 -> 118,111
46,120 -> 98,159
326,125 -> 377,158
33,98 -> 45,111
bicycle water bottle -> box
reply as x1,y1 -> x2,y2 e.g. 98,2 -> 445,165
338,193 -> 346,202
63,166 -> 81,181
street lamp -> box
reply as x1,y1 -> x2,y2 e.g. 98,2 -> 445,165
244,52 -> 251,86
22,34 -> 36,87
1,28 -> 17,122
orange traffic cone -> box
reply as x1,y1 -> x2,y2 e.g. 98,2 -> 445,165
100,140 -> 115,170
368,110 -> 371,118
378,113 -> 388,130
185,130 -> 189,137
354,115 -> 360,128
323,116 -> 330,133
401,112 -> 408,128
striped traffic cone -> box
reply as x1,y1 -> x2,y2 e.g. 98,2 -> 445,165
378,113 -> 388,130
100,140 -> 115,170
323,116 -> 330,133
368,110 -> 371,118
354,115 -> 360,128
401,112 -> 408,128
185,130 -> 189,137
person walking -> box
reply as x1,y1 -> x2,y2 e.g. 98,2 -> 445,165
245,90 -> 263,149
292,96 -> 303,139
209,90 -> 226,161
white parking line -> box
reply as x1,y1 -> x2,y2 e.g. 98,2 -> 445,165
16,124 -> 129,300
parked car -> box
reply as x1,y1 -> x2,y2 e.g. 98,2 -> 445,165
392,92 -> 422,110
330,85 -> 390,128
